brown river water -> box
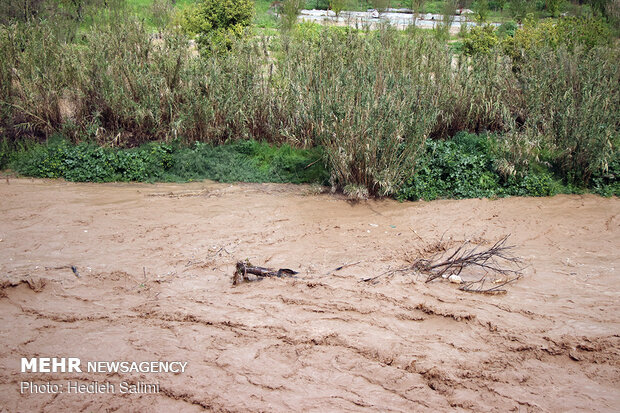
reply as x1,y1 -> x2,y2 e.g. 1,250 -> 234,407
0,178 -> 618,412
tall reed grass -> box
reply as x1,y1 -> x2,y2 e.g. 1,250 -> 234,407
0,16 -> 618,193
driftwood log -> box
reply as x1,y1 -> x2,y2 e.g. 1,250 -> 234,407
233,261 -> 299,285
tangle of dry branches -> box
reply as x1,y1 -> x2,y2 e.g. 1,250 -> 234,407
420,235 -> 521,280
363,235 -> 523,294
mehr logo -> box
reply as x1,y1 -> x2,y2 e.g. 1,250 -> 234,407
21,358 -> 82,373
21,358 -> 188,373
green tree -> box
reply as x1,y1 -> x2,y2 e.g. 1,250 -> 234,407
280,0 -> 303,32
330,0 -> 347,18
545,0 -> 562,17
462,24 -> 498,55
435,0 -> 456,41
181,0 -> 254,54
411,0 -> 426,12
474,0 -> 490,22
508,0 -> 531,23
489,0 -> 506,10
587,0 -> 611,15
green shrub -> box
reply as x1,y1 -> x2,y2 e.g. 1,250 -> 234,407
8,138 -> 328,184
545,0 -> 562,17
170,140 -> 328,183
474,0 -> 491,23
0,138 -> 13,169
508,0 -> 532,23
497,21 -> 518,38
311,0 -> 331,11
503,16 -> 612,61
462,25 -> 499,56
180,0 -> 254,54
590,151 -> 619,197
398,133 -> 500,201
11,137 -> 175,181
509,172 -> 560,197
489,0 -> 507,11
397,133 -> 563,201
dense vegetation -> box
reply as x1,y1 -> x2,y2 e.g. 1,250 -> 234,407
0,0 -> 618,199
2,137 -> 328,183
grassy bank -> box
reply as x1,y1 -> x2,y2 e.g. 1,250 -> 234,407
2,134 -> 617,198
1,138 -> 328,184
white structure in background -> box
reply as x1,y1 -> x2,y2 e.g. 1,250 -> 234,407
298,9 -> 499,31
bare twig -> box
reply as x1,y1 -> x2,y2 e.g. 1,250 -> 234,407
409,226 -> 424,242
361,266 -> 410,284
329,261 -> 362,274
459,274 -> 522,294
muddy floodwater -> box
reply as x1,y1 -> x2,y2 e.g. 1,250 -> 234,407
0,178 -> 618,412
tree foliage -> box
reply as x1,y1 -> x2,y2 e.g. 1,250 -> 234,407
180,0 -> 254,54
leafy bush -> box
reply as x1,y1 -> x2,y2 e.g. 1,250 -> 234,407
180,0 -> 254,54
497,21 -> 518,38
503,16 -> 612,61
508,0 -> 532,23
545,0 -> 562,17
0,137 -> 17,169
11,137 -> 174,181
590,151 -> 619,197
489,0 -> 507,11
397,133 -> 563,201
462,25 -> 499,55
474,0 -> 491,23
398,133 -> 500,201
170,140 -> 328,183
311,0 -> 331,11
507,172 -> 560,197
8,138 -> 328,184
